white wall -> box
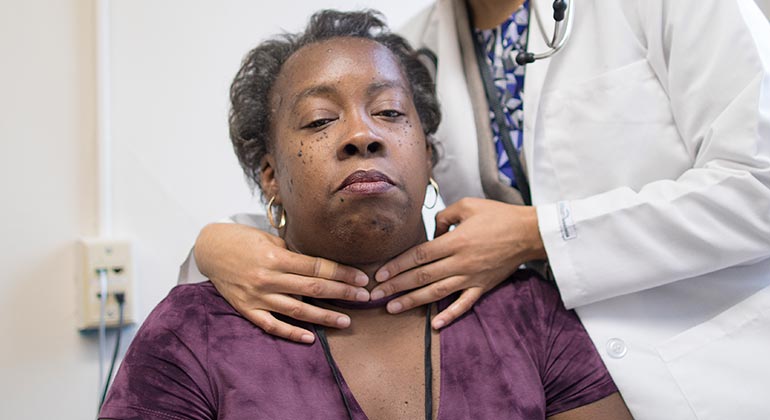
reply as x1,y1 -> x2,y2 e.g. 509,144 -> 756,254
1,1 -> 769,418
0,0 -> 100,417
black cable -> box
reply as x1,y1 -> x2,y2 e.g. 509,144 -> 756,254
99,292 -> 125,410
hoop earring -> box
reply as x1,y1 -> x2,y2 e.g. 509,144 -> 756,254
424,177 -> 439,209
266,196 -> 286,229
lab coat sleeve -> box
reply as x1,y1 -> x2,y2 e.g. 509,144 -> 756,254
539,0 -> 770,308
177,213 -> 268,284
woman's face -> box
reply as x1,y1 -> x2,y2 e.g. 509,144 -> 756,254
261,37 -> 433,265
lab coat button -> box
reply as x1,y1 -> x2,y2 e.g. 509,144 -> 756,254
606,338 -> 627,359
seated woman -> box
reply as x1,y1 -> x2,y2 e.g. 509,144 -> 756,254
99,10 -> 631,420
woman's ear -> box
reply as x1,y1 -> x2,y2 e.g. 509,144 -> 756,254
425,140 -> 435,174
260,154 -> 281,203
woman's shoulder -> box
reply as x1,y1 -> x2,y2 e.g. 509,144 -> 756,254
476,269 -> 564,315
469,269 -> 585,349
128,282 -> 247,360
145,282 -> 230,328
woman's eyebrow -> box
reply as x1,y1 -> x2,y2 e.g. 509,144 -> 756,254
290,84 -> 337,109
366,80 -> 408,97
290,80 -> 408,109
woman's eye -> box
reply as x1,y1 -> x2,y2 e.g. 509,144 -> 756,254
303,118 -> 334,129
376,110 -> 404,118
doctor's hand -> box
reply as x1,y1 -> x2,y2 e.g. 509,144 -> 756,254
194,223 -> 370,344
371,198 -> 547,329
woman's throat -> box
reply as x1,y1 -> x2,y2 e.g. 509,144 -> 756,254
282,216 -> 429,277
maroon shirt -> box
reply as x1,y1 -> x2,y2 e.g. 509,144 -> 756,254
100,271 -> 617,419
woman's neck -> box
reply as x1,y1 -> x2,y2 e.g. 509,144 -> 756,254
285,218 -> 428,290
468,0 -> 526,30
314,292 -> 427,326
310,261 -> 412,311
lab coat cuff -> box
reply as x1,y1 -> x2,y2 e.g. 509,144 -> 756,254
536,202 -> 586,309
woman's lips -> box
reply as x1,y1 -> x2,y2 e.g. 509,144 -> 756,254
338,170 -> 395,194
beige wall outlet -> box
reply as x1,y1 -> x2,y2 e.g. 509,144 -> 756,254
76,239 -> 135,330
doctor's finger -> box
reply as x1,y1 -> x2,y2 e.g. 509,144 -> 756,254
244,308 -> 317,344
431,287 -> 484,329
370,255 -> 461,300
284,253 -> 369,287
384,275 -> 467,314
374,235 -> 455,283
264,294 -> 352,331
272,272 -> 370,302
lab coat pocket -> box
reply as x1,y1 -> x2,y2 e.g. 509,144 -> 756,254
540,58 -> 672,124
537,59 -> 686,193
656,286 -> 770,420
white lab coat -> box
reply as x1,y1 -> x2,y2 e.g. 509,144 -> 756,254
399,0 -> 770,418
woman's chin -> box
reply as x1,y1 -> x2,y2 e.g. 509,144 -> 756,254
336,213 -> 403,239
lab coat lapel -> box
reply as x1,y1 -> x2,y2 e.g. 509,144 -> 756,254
522,0 -> 555,200
432,0 -> 488,204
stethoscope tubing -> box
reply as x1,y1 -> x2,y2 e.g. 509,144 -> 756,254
524,0 -> 574,63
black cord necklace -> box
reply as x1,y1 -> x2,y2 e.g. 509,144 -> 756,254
315,304 -> 434,420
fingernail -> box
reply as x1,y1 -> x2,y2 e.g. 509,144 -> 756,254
355,273 -> 369,286
337,316 -> 351,328
433,319 -> 445,329
301,334 -> 315,344
376,270 -> 389,282
355,290 -> 370,302
388,301 -> 403,313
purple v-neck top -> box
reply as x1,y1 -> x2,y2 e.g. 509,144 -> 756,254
100,270 -> 617,419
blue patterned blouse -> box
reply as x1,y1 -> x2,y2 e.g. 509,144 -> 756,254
474,2 -> 529,189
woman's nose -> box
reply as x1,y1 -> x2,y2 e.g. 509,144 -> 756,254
337,116 -> 385,160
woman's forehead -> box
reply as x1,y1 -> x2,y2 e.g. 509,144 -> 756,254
275,37 -> 408,97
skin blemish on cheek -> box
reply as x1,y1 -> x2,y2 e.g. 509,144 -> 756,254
297,150 -> 303,157
340,198 -> 345,202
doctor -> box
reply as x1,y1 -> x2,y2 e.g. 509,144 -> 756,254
187,0 -> 770,418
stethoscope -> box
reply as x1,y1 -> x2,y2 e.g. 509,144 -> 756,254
469,0 -> 575,205
515,0 -> 575,65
